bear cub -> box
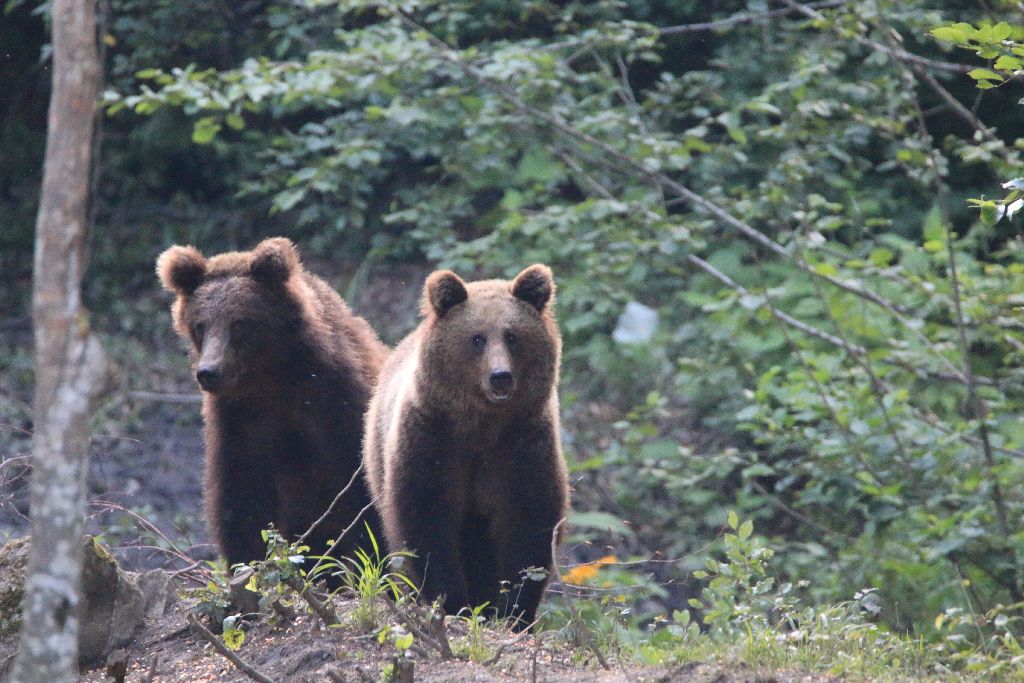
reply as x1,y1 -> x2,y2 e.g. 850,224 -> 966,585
364,264 -> 570,628
157,237 -> 386,570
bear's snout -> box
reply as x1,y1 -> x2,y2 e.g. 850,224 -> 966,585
196,365 -> 224,392
488,370 -> 515,400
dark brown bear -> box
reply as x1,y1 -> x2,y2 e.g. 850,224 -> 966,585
364,264 -> 570,629
157,237 -> 386,570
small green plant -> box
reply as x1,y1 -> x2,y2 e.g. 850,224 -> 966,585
315,524 -> 416,631
452,602 -> 497,662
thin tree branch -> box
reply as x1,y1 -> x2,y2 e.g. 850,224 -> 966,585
297,461 -> 365,546
778,0 -> 971,73
659,0 -> 848,35
306,494 -> 380,578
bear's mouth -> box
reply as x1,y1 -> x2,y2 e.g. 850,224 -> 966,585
486,388 -> 513,403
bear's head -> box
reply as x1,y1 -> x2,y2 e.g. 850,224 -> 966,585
420,264 -> 560,412
157,237 -> 309,395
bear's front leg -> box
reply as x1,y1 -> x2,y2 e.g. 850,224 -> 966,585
492,425 -> 569,630
386,454 -> 470,615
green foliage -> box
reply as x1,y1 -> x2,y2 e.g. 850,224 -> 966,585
318,524 -> 417,630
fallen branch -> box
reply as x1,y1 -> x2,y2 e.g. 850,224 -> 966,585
283,575 -> 340,626
384,599 -> 453,659
187,613 -> 275,683
482,627 -> 535,666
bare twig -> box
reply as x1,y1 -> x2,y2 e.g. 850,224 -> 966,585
139,654 -> 159,683
307,494 -> 380,577
127,391 -> 202,404
297,462 -> 366,546
778,0 -> 971,73
187,613 -> 276,683
659,0 -> 848,35
549,519 -> 609,669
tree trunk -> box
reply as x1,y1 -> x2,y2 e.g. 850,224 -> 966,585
9,1 -> 107,681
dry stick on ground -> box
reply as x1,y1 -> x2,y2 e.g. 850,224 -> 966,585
187,613 -> 276,683
384,599 -> 454,659
482,627 -> 536,666
549,519 -> 610,670
283,575 -> 340,626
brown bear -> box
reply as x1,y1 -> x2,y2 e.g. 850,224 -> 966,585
156,237 -> 387,572
363,264 -> 570,629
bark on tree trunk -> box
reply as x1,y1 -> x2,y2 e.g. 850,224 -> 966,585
9,1 -> 108,681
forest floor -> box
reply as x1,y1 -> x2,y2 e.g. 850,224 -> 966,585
76,584 -> 834,683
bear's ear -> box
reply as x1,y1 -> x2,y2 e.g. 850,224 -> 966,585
251,237 -> 300,286
156,245 -> 206,295
511,264 -> 554,312
424,270 -> 468,317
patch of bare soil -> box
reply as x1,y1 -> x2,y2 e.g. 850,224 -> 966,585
78,584 -> 831,683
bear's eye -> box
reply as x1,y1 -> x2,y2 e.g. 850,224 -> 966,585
192,322 -> 206,344
505,331 -> 518,349
230,319 -> 250,337
471,334 -> 487,351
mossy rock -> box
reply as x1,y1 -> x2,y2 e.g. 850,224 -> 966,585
0,537 -> 29,642
0,535 -> 176,676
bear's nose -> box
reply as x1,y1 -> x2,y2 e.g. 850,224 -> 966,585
196,366 -> 223,391
489,370 -> 514,395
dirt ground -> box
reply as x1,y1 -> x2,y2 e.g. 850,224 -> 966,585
76,585 -> 833,683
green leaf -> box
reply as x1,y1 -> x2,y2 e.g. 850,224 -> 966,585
994,55 -> 1022,72
968,68 -> 1004,82
225,113 -> 246,131
923,204 -> 944,242
991,22 -> 1012,42
979,204 -> 998,225
929,26 -> 967,44
727,510 -> 739,530
869,247 -> 894,267
516,148 -> 563,183
570,511 -> 635,538
192,116 -> 222,144
738,520 -> 753,541
222,627 -> 245,651
394,632 -> 414,650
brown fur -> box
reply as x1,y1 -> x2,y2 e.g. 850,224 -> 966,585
157,237 -> 387,569
364,265 -> 569,628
